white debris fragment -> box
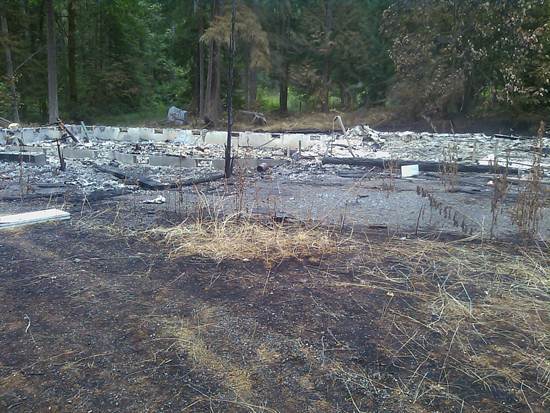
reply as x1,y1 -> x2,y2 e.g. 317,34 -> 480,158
0,209 -> 70,229
143,195 -> 166,204
401,164 -> 419,178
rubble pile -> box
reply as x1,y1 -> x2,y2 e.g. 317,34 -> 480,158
304,126 -> 550,171
1,123 -> 548,201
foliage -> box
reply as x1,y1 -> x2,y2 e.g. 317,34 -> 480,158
383,0 -> 550,118
0,80 -> 10,115
201,2 -> 270,71
2,0 -> 550,123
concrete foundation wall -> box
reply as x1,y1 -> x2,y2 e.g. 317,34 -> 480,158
4,145 -> 47,154
111,151 -> 138,164
174,130 -> 203,145
62,148 -> 98,159
148,155 -> 196,167
1,125 -> 331,149
0,152 -> 47,164
94,127 -> 121,141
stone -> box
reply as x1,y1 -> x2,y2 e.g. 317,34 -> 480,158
167,106 -> 187,125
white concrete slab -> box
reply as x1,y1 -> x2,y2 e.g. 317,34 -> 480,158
0,209 -> 70,229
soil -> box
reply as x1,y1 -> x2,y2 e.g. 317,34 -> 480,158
1,190 -> 548,412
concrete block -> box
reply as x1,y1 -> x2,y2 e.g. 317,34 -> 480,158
2,129 -> 22,144
203,131 -> 238,145
65,124 -> 82,139
5,145 -> 47,154
401,164 -> 419,178
148,128 -> 168,143
62,147 -> 98,159
193,158 -> 226,170
204,131 -> 228,145
94,126 -> 120,141
117,127 -> 129,141
110,151 -> 137,164
123,128 -> 142,143
197,158 -> 288,171
125,127 -> 160,142
174,130 -> 202,145
141,128 -> 156,142
261,158 -> 288,168
282,133 -> 309,149
38,127 -> 61,142
234,158 -> 258,170
161,129 -> 180,142
0,152 -> 47,164
21,128 -> 42,144
239,132 -> 267,148
148,155 -> 196,167
242,158 -> 288,171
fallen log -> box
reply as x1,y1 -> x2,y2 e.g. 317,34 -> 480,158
95,164 -> 225,190
95,164 -> 169,189
322,157 -> 521,175
239,110 -> 267,126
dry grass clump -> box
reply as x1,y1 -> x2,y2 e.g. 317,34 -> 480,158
155,216 -> 351,267
512,121 -> 548,237
331,238 -> 550,411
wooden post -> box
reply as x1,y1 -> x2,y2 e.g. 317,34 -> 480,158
56,139 -> 66,172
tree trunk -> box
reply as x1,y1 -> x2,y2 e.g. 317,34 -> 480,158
0,12 -> 20,122
279,62 -> 289,114
198,15 -> 205,117
205,40 -> 221,124
19,0 -> 31,46
192,39 -> 200,113
214,40 -> 221,117
248,67 -> 257,110
46,0 -> 59,123
321,0 -> 333,113
205,39 -> 214,119
192,0 -> 205,117
340,83 -> 352,110
204,0 -> 222,125
242,64 -> 249,109
67,0 -> 77,105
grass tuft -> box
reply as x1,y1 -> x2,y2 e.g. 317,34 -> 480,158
154,216 -> 351,268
